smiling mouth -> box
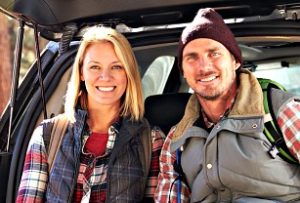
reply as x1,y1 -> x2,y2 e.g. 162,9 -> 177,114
96,86 -> 115,92
199,75 -> 218,82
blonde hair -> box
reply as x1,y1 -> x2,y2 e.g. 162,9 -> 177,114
65,26 -> 144,122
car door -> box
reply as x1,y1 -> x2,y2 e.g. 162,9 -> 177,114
0,40 -> 78,202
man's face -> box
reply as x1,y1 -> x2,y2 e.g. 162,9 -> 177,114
182,38 -> 240,100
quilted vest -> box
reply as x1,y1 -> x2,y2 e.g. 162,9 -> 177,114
45,109 -> 151,203
171,70 -> 300,202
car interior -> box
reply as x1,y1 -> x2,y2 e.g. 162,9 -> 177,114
1,0 -> 300,202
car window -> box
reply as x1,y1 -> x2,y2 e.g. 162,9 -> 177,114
253,58 -> 300,95
139,54 -> 300,97
141,56 -> 175,98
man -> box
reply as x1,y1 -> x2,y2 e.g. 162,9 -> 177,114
155,8 -> 300,203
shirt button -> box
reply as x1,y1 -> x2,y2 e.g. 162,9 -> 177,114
207,163 -> 213,169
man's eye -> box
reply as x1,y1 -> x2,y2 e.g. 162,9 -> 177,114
211,51 -> 221,57
185,55 -> 197,63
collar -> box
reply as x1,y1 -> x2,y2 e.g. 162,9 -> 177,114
172,69 -> 265,142
201,89 -> 237,128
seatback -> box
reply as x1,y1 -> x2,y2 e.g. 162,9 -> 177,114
144,93 -> 191,135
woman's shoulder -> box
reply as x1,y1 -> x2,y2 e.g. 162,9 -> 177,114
41,113 -> 68,124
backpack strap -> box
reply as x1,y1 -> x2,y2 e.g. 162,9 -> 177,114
168,146 -> 191,203
43,121 -> 53,154
258,78 -> 298,164
174,148 -> 184,203
139,121 -> 152,177
43,114 -> 69,172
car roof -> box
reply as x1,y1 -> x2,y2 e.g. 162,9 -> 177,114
1,0 -> 299,38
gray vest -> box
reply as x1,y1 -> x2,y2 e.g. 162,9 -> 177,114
171,89 -> 300,203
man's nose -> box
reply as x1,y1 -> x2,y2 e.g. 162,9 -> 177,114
197,56 -> 212,69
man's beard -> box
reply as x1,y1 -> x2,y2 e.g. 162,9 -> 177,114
196,87 -> 222,100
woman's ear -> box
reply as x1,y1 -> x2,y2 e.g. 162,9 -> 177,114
80,69 -> 84,81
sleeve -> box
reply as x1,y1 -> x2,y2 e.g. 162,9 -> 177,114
154,127 -> 190,203
144,126 -> 166,198
16,124 -> 49,203
277,98 -> 300,163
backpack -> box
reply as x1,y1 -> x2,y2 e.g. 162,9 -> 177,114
42,115 -> 152,175
42,114 -> 69,173
258,78 -> 298,164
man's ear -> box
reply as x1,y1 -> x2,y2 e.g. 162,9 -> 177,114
231,54 -> 241,70
182,69 -> 186,79
235,61 -> 241,70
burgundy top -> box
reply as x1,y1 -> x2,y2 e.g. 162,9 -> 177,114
85,132 -> 109,157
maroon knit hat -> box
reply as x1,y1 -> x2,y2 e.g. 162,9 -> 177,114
178,8 -> 242,72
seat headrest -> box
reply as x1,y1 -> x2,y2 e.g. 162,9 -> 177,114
144,93 -> 191,135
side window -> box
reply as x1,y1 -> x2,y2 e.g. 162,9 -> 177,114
142,56 -> 175,99
253,58 -> 300,95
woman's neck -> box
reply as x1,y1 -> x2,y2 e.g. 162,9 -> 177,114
87,105 -> 120,133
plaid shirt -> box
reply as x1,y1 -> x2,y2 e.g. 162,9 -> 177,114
154,127 -> 190,203
16,123 -> 165,203
277,98 -> 300,163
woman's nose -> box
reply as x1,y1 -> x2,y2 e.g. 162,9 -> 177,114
99,69 -> 111,81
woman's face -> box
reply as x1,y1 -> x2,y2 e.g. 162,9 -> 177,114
80,41 -> 127,109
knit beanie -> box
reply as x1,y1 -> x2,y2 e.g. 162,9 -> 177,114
178,8 -> 242,72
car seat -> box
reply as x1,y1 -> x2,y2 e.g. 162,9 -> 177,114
144,92 -> 191,135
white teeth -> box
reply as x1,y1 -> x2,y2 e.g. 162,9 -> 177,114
97,87 -> 114,92
200,76 -> 216,82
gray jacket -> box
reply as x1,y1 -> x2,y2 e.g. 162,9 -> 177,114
171,70 -> 300,203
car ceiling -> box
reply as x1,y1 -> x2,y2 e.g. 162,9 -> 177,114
2,0 -> 300,63
1,0 -> 300,36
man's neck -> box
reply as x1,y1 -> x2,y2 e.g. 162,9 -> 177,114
198,86 -> 238,124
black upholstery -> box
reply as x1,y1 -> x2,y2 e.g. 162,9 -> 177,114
144,93 -> 192,135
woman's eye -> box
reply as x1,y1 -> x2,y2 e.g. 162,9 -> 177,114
112,65 -> 123,70
90,65 -> 100,70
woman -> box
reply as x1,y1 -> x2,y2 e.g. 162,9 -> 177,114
16,26 -> 164,202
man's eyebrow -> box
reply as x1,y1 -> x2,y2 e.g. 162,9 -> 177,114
207,46 -> 221,52
183,46 -> 222,57
183,52 -> 197,58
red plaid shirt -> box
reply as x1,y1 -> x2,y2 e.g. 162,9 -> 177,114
277,98 -> 300,163
16,125 -> 165,203
154,127 -> 190,203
